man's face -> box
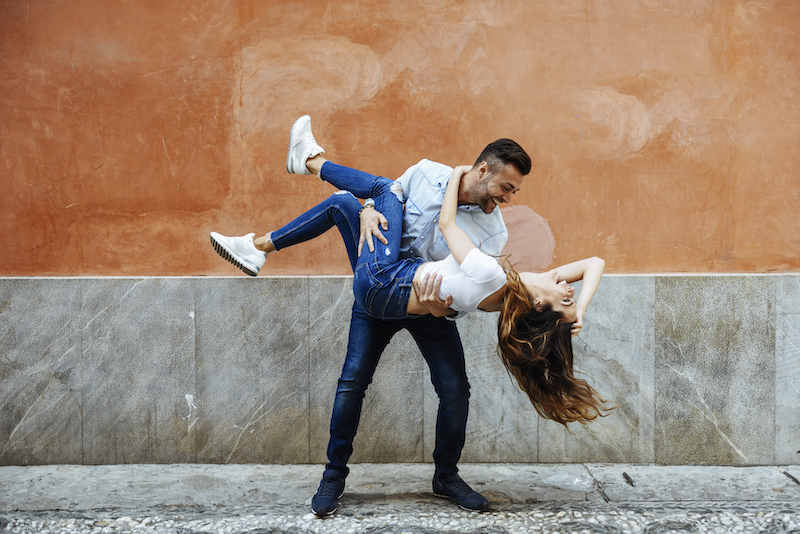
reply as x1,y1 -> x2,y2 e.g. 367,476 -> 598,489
472,162 -> 524,214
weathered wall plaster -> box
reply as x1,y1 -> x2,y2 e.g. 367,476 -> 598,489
1,1 -> 799,275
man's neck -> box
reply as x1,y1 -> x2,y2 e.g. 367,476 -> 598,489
456,168 -> 478,205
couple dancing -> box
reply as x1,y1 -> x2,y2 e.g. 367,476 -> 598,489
210,116 -> 609,516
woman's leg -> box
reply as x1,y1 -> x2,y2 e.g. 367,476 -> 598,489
305,158 -> 418,320
269,159 -> 403,269
268,192 -> 363,270
317,160 -> 399,202
314,161 -> 404,266
212,160 -> 403,276
319,162 -> 418,319
209,191 -> 364,276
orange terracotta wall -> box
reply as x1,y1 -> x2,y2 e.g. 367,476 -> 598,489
1,1 -> 798,276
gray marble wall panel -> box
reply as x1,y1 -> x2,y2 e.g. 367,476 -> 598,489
352,329 -> 425,464
1,275 -> 797,466
0,279 -> 83,464
307,278 -> 426,466
539,276 -> 656,463
442,312 -> 541,463
776,275 -> 800,464
654,276 -> 776,465
196,278 -> 310,464
307,277 -> 354,465
81,278 -> 196,464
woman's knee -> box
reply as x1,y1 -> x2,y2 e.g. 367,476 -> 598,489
372,180 -> 403,204
330,190 -> 360,207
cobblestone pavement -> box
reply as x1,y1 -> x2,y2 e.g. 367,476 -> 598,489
1,464 -> 799,533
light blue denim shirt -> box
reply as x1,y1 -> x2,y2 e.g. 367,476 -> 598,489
394,159 -> 508,262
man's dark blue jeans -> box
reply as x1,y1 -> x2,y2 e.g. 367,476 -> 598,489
323,305 -> 470,482
268,160 -> 471,482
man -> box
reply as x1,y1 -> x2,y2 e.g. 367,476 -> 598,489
287,118 -> 531,516
211,116 -> 531,515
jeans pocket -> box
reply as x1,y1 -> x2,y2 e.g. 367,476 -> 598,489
354,262 -> 384,316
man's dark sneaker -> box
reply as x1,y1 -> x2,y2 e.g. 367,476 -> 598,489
433,474 -> 491,512
311,477 -> 345,516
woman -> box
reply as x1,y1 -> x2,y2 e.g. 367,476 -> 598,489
211,117 -> 610,425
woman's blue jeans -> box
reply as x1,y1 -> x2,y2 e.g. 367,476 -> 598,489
270,162 -> 421,319
269,161 -> 469,481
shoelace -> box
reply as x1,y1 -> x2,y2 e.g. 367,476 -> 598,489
301,133 -> 322,156
316,480 -> 342,497
441,477 -> 475,496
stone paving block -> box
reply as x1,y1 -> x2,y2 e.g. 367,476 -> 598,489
0,463 -> 600,513
654,276 -> 776,465
80,278 -> 196,464
777,275 -> 800,464
588,464 -> 800,502
0,279 -> 83,464
196,277 -> 310,463
540,276 -> 656,463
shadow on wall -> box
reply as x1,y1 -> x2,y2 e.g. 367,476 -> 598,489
501,205 -> 555,272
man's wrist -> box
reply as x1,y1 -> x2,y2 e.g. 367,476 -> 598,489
360,198 -> 375,215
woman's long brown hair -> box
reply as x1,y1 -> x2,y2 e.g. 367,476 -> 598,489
497,266 -> 611,426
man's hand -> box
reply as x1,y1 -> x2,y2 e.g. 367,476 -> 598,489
358,206 -> 389,256
413,273 -> 453,317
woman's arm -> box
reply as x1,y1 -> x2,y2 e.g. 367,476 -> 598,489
553,257 -> 605,337
439,165 -> 478,264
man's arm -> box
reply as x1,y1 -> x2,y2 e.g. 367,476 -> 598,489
412,273 -> 455,317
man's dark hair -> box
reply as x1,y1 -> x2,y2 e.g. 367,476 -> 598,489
474,138 -> 531,176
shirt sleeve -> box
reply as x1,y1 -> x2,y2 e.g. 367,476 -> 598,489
458,249 -> 505,283
478,231 -> 508,257
394,161 -> 420,202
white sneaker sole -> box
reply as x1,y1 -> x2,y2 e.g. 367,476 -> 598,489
210,234 -> 259,277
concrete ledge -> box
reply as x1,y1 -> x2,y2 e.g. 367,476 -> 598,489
2,463 -> 800,513
1,275 -> 799,466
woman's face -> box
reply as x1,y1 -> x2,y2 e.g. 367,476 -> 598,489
521,270 -> 577,322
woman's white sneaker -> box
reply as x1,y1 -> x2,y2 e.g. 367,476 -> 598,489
209,232 -> 267,276
286,115 -> 325,175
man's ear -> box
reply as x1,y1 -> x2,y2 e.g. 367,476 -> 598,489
476,161 -> 489,179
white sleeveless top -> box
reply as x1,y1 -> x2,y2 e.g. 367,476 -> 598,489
418,248 -> 506,315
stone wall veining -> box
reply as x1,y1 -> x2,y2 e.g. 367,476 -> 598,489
2,275 -> 798,466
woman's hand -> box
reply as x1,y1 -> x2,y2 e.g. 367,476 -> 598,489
555,256 -> 605,337
453,164 -> 472,176
570,311 -> 583,337
413,273 -> 454,317
358,206 -> 389,256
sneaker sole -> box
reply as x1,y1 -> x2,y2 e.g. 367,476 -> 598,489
432,491 -> 490,513
310,504 -> 338,517
210,234 -> 259,277
311,487 -> 344,517
286,115 -> 310,174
